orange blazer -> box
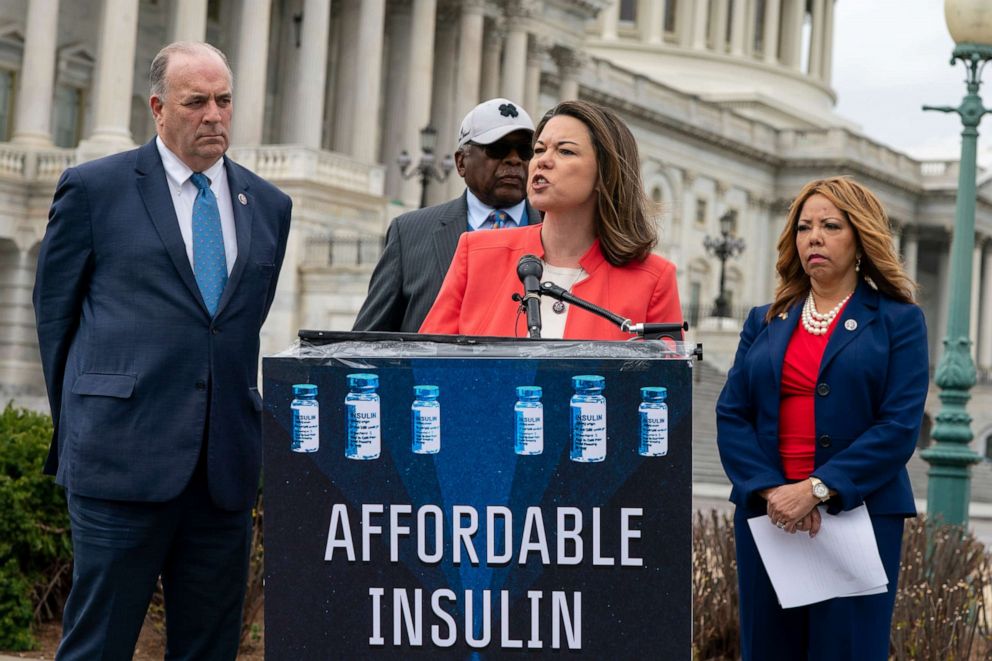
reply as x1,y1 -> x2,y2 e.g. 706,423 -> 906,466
419,224 -> 683,340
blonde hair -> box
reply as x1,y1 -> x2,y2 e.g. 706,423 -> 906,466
767,176 -> 916,321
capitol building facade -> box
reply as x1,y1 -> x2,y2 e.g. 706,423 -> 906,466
1,0 -> 991,456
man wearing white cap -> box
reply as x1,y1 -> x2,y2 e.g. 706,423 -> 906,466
354,98 -> 540,333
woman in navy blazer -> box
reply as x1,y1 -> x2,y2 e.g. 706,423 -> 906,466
716,177 -> 929,660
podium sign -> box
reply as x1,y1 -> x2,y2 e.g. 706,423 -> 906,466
262,334 -> 693,659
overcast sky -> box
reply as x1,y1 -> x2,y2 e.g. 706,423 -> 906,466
831,0 -> 987,164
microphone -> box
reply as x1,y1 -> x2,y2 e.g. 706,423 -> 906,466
516,254 -> 544,339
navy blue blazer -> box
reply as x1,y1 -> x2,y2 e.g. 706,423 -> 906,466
716,281 -> 929,517
33,140 -> 292,511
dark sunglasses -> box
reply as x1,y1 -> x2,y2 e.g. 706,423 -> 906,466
469,141 -> 534,161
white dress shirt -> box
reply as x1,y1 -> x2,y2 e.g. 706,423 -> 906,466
465,190 -> 528,231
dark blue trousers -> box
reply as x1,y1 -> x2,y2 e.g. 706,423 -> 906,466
734,508 -> 904,661
57,456 -> 252,661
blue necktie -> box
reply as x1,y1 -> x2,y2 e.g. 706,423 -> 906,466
190,172 -> 227,316
486,210 -> 513,229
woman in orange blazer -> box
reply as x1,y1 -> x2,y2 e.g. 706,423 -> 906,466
420,100 -> 682,340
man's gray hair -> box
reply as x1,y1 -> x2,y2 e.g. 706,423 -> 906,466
149,42 -> 233,99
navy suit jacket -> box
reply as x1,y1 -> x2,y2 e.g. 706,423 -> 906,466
33,139 -> 292,511
716,281 -> 929,517
352,192 -> 542,333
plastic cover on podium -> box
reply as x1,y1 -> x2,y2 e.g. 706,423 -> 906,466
262,331 -> 695,659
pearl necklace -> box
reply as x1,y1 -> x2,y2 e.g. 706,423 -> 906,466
801,290 -> 852,335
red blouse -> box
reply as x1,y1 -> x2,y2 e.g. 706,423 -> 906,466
778,302 -> 849,480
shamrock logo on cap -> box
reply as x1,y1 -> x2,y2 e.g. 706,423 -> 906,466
499,103 -> 519,118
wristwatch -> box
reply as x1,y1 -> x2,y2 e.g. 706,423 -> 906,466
809,476 -> 830,503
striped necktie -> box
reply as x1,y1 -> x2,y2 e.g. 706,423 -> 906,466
190,172 -> 228,316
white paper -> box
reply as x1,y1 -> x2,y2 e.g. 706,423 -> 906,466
747,504 -> 888,608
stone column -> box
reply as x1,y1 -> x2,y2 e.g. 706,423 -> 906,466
730,0 -> 747,55
381,3 -> 413,200
524,37 -> 549,118
400,0 -> 438,206
231,0 -> 273,147
744,0 -> 757,56
691,0 -> 710,49
481,20 -> 504,101
430,6 -> 458,205
454,0 -> 485,123
779,0 -> 804,69
78,0 -> 140,154
639,0 -> 663,44
332,1 -> 360,153
821,0 -> 835,83
170,0 -> 208,42
11,0 -> 60,146
900,225 -> 919,282
979,240 -> 992,369
809,0 -> 825,78
351,0 -> 386,162
283,0 -> 330,149
710,0 -> 730,53
501,14 -> 529,103
555,48 -> 584,103
762,0 -> 781,63
600,0 -> 619,40
678,0 -> 694,48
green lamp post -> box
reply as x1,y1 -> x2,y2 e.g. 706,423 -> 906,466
920,0 -> 992,526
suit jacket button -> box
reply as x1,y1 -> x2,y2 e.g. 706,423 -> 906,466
818,434 -> 831,448
816,383 -> 830,396
195,380 -> 207,391
211,327 -> 220,335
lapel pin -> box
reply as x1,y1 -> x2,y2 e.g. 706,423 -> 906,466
238,193 -> 248,206
844,319 -> 857,331
778,311 -> 788,320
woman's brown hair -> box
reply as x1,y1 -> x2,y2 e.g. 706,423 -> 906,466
767,176 -> 917,321
535,101 -> 656,265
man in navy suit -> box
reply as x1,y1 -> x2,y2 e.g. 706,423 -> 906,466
33,42 -> 291,659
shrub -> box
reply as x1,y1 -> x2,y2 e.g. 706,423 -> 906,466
891,517 -> 991,660
692,509 -> 739,660
691,510 -> 992,660
0,403 -> 72,650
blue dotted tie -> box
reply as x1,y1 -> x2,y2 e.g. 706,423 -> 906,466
190,173 -> 227,316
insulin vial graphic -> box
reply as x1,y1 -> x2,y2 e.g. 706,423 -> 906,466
290,384 -> 319,453
639,387 -> 669,456
411,385 -> 441,454
570,375 -> 607,462
514,386 -> 544,455
345,373 -> 381,460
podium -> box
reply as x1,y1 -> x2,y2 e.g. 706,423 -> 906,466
262,332 -> 695,659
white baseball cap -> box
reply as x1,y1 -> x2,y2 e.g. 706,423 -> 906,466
457,98 -> 534,149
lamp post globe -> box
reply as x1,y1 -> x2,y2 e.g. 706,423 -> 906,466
920,0 -> 992,526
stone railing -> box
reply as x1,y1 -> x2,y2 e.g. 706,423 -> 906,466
0,143 -> 387,198
0,145 -> 76,181
228,145 -> 385,198
302,232 -> 384,269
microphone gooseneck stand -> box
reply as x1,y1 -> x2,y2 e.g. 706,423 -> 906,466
538,281 -> 689,341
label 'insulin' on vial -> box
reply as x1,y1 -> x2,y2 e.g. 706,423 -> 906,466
346,400 -> 380,460
515,407 -> 544,454
291,403 -> 319,453
640,407 -> 668,456
571,402 -> 606,462
412,408 -> 440,454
